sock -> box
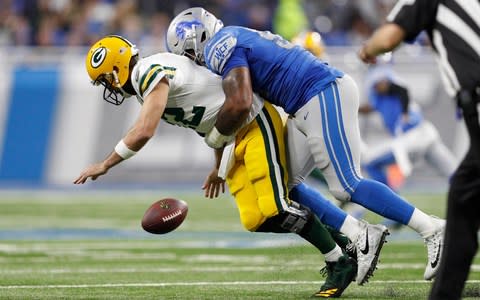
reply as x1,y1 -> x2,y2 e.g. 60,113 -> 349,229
290,183 -> 347,230
407,208 -> 436,238
351,179 -> 414,225
325,225 -> 351,248
299,214 -> 337,254
324,244 -> 344,262
339,214 -> 362,242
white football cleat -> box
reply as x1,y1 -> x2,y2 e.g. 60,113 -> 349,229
354,220 -> 389,285
424,218 -> 446,280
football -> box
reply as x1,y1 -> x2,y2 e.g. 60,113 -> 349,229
141,198 -> 188,234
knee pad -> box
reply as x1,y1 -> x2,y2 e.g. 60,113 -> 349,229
278,201 -> 313,234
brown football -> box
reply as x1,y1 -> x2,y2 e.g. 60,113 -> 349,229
141,198 -> 188,234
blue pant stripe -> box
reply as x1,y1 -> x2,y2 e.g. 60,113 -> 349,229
331,82 -> 362,182
319,84 -> 354,193
319,82 -> 360,193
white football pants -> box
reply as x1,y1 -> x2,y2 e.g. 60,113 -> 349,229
287,74 -> 363,201
361,120 -> 458,178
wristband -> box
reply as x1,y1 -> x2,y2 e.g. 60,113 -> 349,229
205,126 -> 235,149
114,140 -> 137,159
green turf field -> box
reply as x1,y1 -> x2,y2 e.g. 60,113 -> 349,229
0,190 -> 478,299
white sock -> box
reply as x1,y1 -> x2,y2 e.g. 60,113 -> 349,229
324,244 -> 344,262
340,214 -> 362,241
407,208 -> 435,238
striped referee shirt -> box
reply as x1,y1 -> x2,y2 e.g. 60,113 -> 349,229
387,0 -> 480,98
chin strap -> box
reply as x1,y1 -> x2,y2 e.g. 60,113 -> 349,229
112,70 -> 132,98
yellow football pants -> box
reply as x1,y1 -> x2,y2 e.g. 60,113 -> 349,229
226,102 -> 290,231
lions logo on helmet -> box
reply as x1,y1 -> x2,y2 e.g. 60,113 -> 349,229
85,35 -> 139,105
166,7 -> 223,64
175,21 -> 203,40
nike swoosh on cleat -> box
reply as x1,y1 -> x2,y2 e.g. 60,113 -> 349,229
430,242 -> 442,268
360,229 -> 369,255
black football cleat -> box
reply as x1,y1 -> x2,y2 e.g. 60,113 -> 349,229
313,254 -> 357,298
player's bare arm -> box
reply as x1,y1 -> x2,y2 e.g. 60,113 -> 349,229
123,78 -> 169,150
216,67 -> 253,135
74,78 -> 169,184
359,23 -> 406,63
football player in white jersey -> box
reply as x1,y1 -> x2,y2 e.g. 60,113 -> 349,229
73,35 -> 362,297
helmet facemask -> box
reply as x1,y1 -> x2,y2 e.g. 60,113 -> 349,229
92,55 -> 138,105
178,25 -> 208,65
92,70 -> 125,105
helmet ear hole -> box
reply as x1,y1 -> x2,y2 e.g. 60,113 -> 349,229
200,32 -> 207,42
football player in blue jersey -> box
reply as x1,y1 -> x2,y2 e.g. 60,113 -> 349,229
360,64 -> 458,193
359,63 -> 458,228
166,7 -> 446,283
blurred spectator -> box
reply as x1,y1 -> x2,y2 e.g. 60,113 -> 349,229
273,0 -> 308,41
140,12 -> 170,53
0,0 -> 397,47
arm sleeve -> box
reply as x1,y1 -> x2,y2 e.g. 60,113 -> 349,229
388,83 -> 410,114
386,0 -> 439,42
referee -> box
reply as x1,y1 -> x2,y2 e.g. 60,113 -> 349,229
358,1 -> 480,299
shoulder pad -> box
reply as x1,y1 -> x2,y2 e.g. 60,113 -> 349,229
205,33 -> 237,74
134,62 -> 176,98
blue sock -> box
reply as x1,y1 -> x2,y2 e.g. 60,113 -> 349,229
351,179 -> 414,225
289,183 -> 347,230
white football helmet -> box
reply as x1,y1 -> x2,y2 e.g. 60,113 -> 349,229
166,7 -> 223,64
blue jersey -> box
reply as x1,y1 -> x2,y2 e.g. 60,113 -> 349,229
203,26 -> 343,114
369,87 -> 423,136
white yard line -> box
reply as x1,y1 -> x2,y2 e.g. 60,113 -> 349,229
1,280 -> 480,289
1,264 -> 479,274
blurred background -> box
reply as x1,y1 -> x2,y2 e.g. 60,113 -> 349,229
0,0 -> 468,189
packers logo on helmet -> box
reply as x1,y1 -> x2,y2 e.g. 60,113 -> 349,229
90,47 -> 107,69
85,35 -> 139,105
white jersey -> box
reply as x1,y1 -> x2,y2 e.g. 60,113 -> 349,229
130,52 -> 263,135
